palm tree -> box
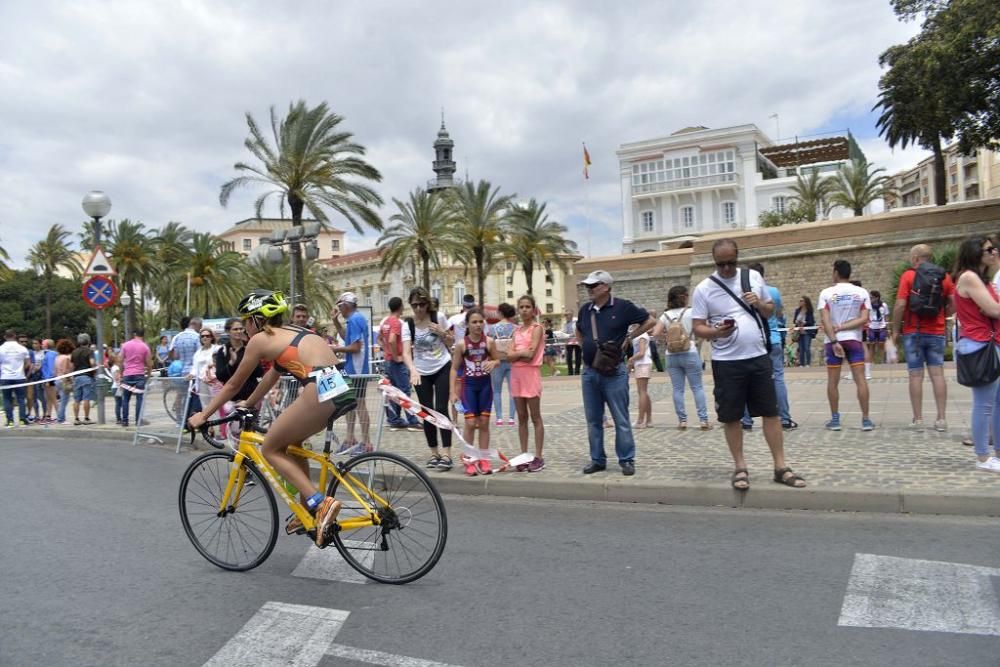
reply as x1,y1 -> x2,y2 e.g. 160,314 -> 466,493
874,37 -> 954,206
78,218 -> 102,251
150,222 -> 193,327
105,219 -> 155,333
220,100 -> 384,302
505,199 -> 578,295
27,224 -> 82,337
828,160 -> 893,217
377,189 -> 466,290
789,170 -> 834,222
0,238 -> 11,279
447,180 -> 515,306
187,232 -> 245,317
239,255 -> 337,319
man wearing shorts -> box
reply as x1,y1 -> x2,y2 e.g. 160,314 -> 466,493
891,243 -> 955,431
690,240 -> 806,491
817,260 -> 873,432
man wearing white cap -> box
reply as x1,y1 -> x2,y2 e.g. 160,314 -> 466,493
575,270 -> 656,476
331,292 -> 371,451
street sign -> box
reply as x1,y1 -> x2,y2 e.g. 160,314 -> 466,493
83,245 -> 117,276
82,276 -> 119,310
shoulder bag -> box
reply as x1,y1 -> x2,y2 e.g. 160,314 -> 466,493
956,321 -> 1000,387
590,309 -> 623,375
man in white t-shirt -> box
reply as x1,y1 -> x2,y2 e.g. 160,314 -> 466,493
817,259 -> 873,432
690,239 -> 806,491
0,329 -> 30,426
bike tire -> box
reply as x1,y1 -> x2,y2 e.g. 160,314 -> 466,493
178,451 -> 278,571
163,383 -> 182,424
327,451 -> 447,584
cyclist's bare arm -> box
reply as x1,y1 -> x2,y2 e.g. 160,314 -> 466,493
190,335 -> 270,426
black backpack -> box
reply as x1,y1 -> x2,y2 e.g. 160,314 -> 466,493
908,262 -> 946,318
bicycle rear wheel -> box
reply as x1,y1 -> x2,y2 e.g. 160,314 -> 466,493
163,382 -> 185,424
178,451 -> 278,571
327,452 -> 447,584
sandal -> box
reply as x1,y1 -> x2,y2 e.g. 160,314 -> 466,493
731,468 -> 750,491
773,467 -> 806,488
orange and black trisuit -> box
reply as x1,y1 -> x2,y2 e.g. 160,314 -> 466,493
272,325 -> 327,382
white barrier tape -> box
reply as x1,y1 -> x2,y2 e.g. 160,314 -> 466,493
0,366 -> 113,391
378,380 -> 513,467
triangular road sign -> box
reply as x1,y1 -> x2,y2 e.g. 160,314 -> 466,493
84,245 -> 117,276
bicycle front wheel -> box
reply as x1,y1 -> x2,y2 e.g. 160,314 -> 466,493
327,452 -> 447,584
163,382 -> 184,424
178,451 -> 278,571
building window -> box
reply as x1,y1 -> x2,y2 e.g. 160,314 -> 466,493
453,280 -> 466,305
951,173 -> 957,185
545,304 -> 554,314
507,290 -> 514,299
681,206 -> 694,228
258,237 -> 266,245
362,290 -> 372,307
331,239 -> 340,251
544,260 -> 552,271
545,274 -> 553,283
722,201 -> 736,225
431,280 -> 442,303
506,275 -> 513,285
505,261 -> 513,270
243,239 -> 252,251
632,149 -> 736,193
381,289 -> 391,311
772,196 -> 787,213
545,289 -> 552,297
641,210 -> 654,233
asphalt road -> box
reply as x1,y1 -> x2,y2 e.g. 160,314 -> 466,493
1,436 -> 998,667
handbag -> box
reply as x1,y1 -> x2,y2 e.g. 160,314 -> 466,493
589,310 -> 623,375
956,322 -> 1000,387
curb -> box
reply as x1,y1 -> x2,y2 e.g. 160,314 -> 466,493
5,431 -> 998,517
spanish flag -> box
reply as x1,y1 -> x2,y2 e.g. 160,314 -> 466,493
583,143 -> 592,179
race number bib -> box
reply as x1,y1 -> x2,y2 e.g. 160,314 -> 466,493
312,367 -> 350,403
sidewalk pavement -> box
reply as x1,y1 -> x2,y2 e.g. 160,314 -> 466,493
5,363 -> 998,517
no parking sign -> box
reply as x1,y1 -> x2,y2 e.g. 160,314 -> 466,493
82,276 -> 118,310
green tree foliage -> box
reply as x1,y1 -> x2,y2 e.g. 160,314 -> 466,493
27,224 -> 82,338
446,180 -> 515,307
187,233 -> 244,318
828,159 -> 893,216
789,171 -> 834,222
0,238 -> 11,279
237,256 -> 337,323
758,203 -> 811,228
0,269 -> 93,341
505,199 -> 577,295
887,243 -> 958,306
150,221 -> 193,329
377,189 -> 465,290
105,219 -> 155,334
220,100 -> 384,302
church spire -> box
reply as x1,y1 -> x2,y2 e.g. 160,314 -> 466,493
429,111 -> 457,192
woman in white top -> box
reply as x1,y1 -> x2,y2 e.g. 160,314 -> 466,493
627,331 -> 653,428
652,285 -> 710,430
401,286 -> 456,470
190,328 -> 220,414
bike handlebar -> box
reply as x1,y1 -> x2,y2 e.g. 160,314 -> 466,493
186,407 -> 258,449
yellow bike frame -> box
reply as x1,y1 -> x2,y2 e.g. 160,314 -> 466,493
216,429 -> 389,534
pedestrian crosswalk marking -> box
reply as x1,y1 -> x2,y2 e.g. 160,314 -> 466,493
291,540 -> 374,584
204,601 -> 466,667
838,553 -> 1000,636
203,602 -> 348,666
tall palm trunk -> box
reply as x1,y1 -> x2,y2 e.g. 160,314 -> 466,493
475,248 -> 486,307
288,194 -> 306,302
419,246 -> 431,291
931,136 -> 947,206
523,260 -> 535,296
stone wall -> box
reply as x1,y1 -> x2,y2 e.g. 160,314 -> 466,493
573,199 -> 1000,361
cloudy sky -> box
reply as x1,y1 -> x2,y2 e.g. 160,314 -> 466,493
0,0 -> 927,268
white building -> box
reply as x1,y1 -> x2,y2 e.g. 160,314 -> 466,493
617,124 -> 869,252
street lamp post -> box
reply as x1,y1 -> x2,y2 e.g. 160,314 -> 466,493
111,317 -> 119,348
264,223 -> 321,303
120,292 -> 132,341
82,190 -> 112,425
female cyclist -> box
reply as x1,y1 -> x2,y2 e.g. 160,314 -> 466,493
188,289 -> 355,547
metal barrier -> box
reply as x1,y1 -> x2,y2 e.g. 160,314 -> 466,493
133,376 -> 193,453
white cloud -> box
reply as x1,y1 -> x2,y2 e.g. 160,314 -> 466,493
0,0 -> 927,269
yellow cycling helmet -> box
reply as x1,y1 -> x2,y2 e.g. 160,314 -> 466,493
237,289 -> 288,319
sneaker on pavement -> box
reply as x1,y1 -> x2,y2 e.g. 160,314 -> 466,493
974,457 -> 1000,473
934,419 -> 947,432
425,455 -> 441,469
406,423 -> 423,431
436,456 -> 453,471
528,457 -> 545,472
908,419 -> 924,430
781,420 -> 798,430
861,418 -> 875,432
388,423 -> 408,431
825,415 -> 842,431
463,461 -> 479,476
495,419 -> 503,426
507,418 -> 516,426
476,458 -> 492,475
5,421 -> 13,428
313,497 -> 342,547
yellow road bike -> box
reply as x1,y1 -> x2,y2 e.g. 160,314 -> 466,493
178,408 -> 447,584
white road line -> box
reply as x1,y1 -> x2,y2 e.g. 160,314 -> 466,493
326,643 -> 465,667
291,540 -> 374,584
838,553 -> 1000,636
203,601 -> 348,667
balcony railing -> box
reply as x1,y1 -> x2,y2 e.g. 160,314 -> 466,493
632,172 -> 739,196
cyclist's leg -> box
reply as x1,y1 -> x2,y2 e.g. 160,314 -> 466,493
262,387 -> 335,498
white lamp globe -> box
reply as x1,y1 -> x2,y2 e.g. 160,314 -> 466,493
82,191 -> 112,219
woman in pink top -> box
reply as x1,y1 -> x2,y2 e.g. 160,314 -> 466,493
505,294 -> 545,471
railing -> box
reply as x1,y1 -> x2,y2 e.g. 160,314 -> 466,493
632,172 -> 739,196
